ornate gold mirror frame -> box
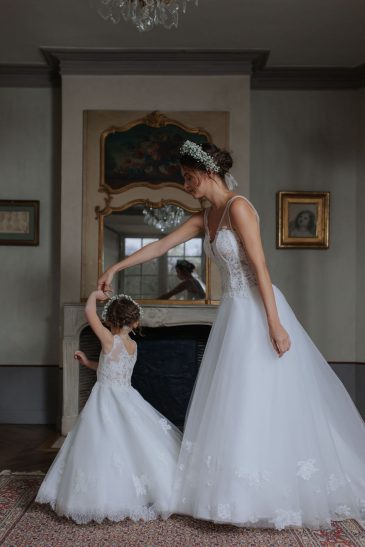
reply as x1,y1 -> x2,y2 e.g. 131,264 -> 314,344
82,109 -> 228,302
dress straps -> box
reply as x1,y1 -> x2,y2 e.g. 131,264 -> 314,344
226,195 -> 260,230
204,195 -> 259,242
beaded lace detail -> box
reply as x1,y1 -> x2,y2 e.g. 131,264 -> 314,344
204,196 -> 258,300
97,335 -> 137,387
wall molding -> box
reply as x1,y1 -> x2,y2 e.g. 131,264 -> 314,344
252,64 -> 365,90
0,50 -> 364,89
329,361 -> 365,366
0,64 -> 59,87
41,47 -> 269,76
0,364 -> 59,367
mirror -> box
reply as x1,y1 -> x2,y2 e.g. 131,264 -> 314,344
102,203 -> 207,302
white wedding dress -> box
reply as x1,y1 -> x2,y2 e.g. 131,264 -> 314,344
169,195 -> 365,530
36,334 -> 182,524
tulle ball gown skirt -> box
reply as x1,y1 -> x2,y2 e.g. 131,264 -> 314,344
169,285 -> 365,530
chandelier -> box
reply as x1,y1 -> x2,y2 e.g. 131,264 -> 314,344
96,0 -> 199,32
143,204 -> 185,232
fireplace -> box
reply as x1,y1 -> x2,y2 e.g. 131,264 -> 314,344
79,324 -> 211,428
62,303 -> 217,434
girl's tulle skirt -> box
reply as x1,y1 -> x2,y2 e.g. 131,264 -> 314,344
36,383 -> 182,524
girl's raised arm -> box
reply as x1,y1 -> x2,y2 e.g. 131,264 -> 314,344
98,210 -> 204,293
85,290 -> 114,353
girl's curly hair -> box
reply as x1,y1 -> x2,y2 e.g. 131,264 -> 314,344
103,296 -> 141,329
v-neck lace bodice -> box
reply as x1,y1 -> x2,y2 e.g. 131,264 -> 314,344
97,334 -> 137,388
204,195 -> 259,300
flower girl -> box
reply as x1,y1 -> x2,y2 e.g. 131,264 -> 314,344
36,290 -> 182,524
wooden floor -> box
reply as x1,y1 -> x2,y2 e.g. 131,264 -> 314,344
0,424 -> 59,473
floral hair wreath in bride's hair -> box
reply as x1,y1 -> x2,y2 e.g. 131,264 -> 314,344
179,140 -> 220,174
179,140 -> 238,190
101,293 -> 143,322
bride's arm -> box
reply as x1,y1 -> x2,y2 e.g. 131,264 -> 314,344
98,211 -> 204,293
229,199 -> 291,357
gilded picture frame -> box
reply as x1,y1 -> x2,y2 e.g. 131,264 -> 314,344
100,111 -> 211,194
277,191 -> 330,249
0,200 -> 39,246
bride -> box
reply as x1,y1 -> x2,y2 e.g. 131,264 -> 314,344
98,140 -> 365,530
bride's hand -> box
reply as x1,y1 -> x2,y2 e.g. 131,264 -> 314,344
269,322 -> 291,357
97,268 -> 115,296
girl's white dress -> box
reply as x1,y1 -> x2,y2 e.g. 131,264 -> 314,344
169,195 -> 365,530
36,335 -> 182,524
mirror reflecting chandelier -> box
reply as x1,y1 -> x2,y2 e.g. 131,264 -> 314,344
96,0 -> 199,32
143,204 -> 185,232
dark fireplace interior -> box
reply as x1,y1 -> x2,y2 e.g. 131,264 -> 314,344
79,324 -> 211,429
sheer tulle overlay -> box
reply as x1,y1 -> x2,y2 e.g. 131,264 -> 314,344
36,335 -> 182,524
168,196 -> 365,530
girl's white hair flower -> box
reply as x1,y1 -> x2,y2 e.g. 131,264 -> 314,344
101,293 -> 143,322
179,140 -> 220,173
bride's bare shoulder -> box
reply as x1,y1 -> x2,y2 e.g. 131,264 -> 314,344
229,196 -> 259,222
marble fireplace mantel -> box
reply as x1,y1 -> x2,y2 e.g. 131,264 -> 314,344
62,303 -> 218,435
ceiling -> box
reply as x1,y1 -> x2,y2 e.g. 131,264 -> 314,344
1,0 -> 364,68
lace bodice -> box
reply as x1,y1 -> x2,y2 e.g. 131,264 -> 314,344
97,334 -> 137,387
204,195 -> 258,300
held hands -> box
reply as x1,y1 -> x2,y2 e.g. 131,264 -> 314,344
97,269 -> 114,297
93,289 -> 109,302
269,322 -> 291,358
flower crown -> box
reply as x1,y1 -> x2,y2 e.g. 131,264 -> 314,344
179,140 -> 220,173
101,293 -> 143,323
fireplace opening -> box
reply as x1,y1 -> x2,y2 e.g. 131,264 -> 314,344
79,324 -> 211,428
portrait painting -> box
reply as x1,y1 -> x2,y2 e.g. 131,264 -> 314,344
277,192 -> 330,249
0,200 -> 39,245
101,112 -> 210,192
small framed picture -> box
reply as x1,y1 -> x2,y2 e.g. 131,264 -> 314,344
277,192 -> 330,249
0,200 -> 39,246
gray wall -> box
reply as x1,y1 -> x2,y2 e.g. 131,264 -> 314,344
0,85 -> 364,423
356,88 -> 365,415
251,89 -> 365,416
0,87 -> 60,423
357,88 -> 365,362
251,90 -> 358,362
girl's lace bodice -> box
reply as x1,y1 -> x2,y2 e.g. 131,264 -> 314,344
204,195 -> 258,300
97,334 -> 137,388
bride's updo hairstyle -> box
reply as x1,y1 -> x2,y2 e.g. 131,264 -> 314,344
179,142 -> 233,180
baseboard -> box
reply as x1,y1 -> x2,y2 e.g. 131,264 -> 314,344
0,366 -> 59,424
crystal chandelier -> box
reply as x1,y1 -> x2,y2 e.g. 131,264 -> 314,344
143,204 -> 185,232
96,0 -> 199,32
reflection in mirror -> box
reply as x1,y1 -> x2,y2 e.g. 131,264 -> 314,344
103,204 -> 206,301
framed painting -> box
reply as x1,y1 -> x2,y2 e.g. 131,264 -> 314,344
0,200 -> 39,245
100,111 -> 211,193
277,191 -> 330,249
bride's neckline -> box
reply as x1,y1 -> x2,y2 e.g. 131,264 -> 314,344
206,195 -> 236,244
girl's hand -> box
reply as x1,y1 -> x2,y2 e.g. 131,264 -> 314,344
74,351 -> 89,367
97,269 -> 115,296
269,323 -> 291,357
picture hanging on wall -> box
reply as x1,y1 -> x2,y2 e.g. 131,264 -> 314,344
277,191 -> 330,249
0,200 -> 39,246
100,111 -> 211,193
